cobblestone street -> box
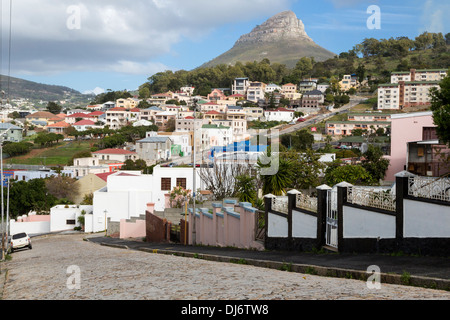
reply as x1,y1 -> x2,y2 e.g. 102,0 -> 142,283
1,234 -> 449,300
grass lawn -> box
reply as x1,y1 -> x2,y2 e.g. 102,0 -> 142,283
6,141 -> 93,166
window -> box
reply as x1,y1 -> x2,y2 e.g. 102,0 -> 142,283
176,178 -> 187,189
66,219 -> 76,225
161,178 -> 171,191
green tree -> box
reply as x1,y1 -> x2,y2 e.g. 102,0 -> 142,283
361,144 -> 390,183
325,162 -> 371,186
429,70 -> 450,145
235,175 -> 257,205
2,141 -> 33,157
6,179 -> 57,217
356,64 -> 366,84
258,148 -> 293,196
283,149 -> 324,190
47,101 -> 62,114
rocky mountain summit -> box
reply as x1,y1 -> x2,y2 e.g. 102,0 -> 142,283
200,11 -> 334,69
235,11 -> 313,45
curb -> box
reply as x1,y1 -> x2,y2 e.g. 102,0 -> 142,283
95,241 -> 450,292
100,242 -> 129,250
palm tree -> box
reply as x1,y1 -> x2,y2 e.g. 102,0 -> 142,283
257,148 -> 293,196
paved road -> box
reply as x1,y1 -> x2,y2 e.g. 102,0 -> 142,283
278,97 -> 367,136
1,233 -> 449,301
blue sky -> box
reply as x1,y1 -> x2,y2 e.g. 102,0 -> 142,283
0,0 -> 448,96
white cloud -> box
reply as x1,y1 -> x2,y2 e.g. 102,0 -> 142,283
83,87 -> 105,95
2,0 -> 292,76
420,0 -> 449,33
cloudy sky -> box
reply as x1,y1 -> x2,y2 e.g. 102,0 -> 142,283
0,0 -> 448,95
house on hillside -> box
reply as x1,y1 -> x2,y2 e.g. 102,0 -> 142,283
65,113 -> 96,125
25,111 -> 56,125
264,107 -> 295,122
135,135 -> 173,164
93,148 -> 139,163
73,120 -> 96,132
46,121 -> 70,134
0,123 -> 23,142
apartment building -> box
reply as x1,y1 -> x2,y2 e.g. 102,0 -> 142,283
326,121 -> 391,136
377,81 -> 440,110
116,98 -> 139,109
339,75 -> 358,92
301,90 -> 324,108
347,113 -> 392,122
246,81 -> 267,103
281,83 -> 301,100
232,77 -> 250,95
391,69 -> 447,84
377,84 -> 401,110
105,107 -> 130,129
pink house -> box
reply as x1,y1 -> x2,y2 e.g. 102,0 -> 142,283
384,111 -> 436,182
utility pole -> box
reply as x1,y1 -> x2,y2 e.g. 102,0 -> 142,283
192,99 -> 197,245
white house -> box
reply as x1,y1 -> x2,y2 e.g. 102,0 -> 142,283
265,83 -> 282,93
91,166 -> 204,232
92,148 -> 139,163
264,107 -> 295,122
50,205 -> 93,232
73,119 -> 96,131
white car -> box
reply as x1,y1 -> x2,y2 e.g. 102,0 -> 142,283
10,232 -> 32,252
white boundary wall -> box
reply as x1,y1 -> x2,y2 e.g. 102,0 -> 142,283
403,199 -> 450,238
343,206 -> 396,239
292,209 -> 317,238
267,213 -> 288,238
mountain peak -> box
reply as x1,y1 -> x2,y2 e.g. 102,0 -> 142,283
199,11 -> 335,69
235,11 -> 312,46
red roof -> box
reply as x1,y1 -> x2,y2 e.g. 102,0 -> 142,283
93,148 -> 137,155
107,107 -> 127,112
73,120 -> 96,126
130,108 -> 140,112
205,110 -> 222,115
229,94 -> 245,98
184,116 -> 194,119
47,121 -> 70,128
202,101 -> 219,105
95,171 -> 116,182
66,113 -> 94,118
275,107 -> 294,112
88,111 -> 105,116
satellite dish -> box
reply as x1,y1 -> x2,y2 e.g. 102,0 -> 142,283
360,143 -> 368,154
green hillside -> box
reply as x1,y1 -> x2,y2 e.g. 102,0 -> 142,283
200,39 -> 335,69
0,74 -> 93,104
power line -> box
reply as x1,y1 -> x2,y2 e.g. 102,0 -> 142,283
7,0 -> 11,103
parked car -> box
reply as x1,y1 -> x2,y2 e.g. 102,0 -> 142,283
10,232 -> 32,252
